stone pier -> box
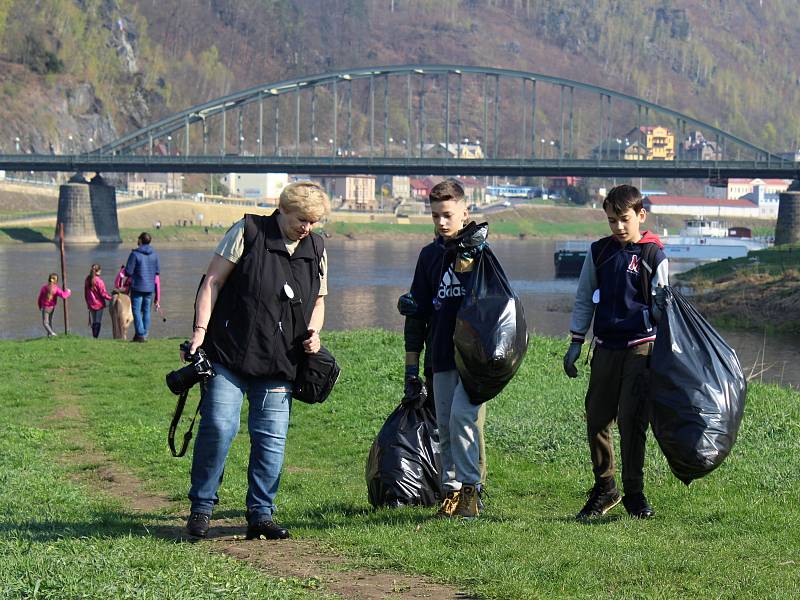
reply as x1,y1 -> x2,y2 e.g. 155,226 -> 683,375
55,173 -> 122,243
775,179 -> 800,246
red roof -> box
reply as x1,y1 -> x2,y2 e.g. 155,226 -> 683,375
645,195 -> 757,208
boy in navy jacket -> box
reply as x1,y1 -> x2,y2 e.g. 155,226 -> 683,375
563,184 -> 668,520
404,179 -> 485,519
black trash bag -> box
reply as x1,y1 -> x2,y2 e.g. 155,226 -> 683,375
366,397 -> 442,508
451,230 -> 529,404
649,286 -> 747,485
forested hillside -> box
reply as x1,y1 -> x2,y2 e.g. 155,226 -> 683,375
0,0 -> 798,155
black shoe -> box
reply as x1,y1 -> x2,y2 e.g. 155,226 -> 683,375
187,512 -> 210,538
246,519 -> 290,540
576,485 -> 622,520
623,493 -> 655,519
132,335 -> 147,343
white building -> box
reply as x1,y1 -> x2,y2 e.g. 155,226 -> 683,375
644,195 -> 760,219
221,173 -> 289,201
705,178 -> 792,200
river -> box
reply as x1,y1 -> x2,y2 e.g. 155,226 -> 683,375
2,238 -> 796,389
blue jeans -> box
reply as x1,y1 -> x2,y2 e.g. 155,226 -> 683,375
432,370 -> 482,491
189,363 -> 292,523
130,291 -> 153,337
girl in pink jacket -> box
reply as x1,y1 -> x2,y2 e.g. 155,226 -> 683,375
85,264 -> 113,338
37,273 -> 71,337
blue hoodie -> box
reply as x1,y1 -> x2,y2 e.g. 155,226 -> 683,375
569,231 -> 669,350
125,244 -> 160,293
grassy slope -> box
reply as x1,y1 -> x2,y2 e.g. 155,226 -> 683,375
1,333 -> 798,599
675,244 -> 800,333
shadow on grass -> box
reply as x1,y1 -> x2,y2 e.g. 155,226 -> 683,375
0,227 -> 52,243
1,509 -> 177,542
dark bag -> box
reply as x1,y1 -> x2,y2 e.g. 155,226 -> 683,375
452,228 -> 529,404
366,392 -> 442,508
292,345 -> 340,404
649,286 -> 747,484
276,244 -> 341,404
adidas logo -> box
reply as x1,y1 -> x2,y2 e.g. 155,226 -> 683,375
437,267 -> 466,299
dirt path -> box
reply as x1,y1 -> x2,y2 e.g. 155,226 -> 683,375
46,403 -> 473,600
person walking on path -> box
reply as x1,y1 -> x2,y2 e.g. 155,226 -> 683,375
184,181 -> 331,541
37,273 -> 71,337
84,264 -> 113,338
125,232 -> 161,342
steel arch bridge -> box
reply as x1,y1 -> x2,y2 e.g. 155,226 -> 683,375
1,64 -> 798,178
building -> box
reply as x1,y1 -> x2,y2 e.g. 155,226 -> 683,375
457,177 -> 485,205
548,176 -> 582,192
320,175 -> 376,211
377,175 -> 411,200
623,126 -> 675,160
682,131 -> 721,160
220,173 -> 289,201
623,140 -> 648,160
127,172 -> 183,198
705,178 -> 792,200
643,195 -> 760,218
409,178 -> 430,200
421,142 -> 484,159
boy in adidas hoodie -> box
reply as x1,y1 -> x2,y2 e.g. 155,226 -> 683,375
563,184 -> 669,521
405,179 -> 484,519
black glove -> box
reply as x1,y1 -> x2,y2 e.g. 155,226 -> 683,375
563,342 -> 582,378
397,292 -> 418,316
402,375 -> 427,408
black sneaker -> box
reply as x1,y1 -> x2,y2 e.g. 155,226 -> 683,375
187,512 -> 210,538
246,519 -> 290,540
576,485 -> 622,520
623,493 -> 655,519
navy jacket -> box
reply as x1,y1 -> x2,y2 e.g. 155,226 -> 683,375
569,231 -> 669,350
125,244 -> 160,293
408,237 -> 474,373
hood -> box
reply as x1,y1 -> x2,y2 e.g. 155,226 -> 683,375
637,230 -> 664,249
135,244 -> 154,255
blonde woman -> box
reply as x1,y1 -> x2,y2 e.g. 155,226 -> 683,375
183,182 -> 330,540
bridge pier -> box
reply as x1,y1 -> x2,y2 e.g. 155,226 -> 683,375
55,173 -> 122,244
775,179 -> 800,246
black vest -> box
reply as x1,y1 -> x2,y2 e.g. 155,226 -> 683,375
204,212 -> 323,379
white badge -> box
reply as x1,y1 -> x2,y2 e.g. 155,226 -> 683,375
283,282 -> 295,299
592,289 -> 600,304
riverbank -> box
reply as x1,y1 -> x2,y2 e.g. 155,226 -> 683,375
1,332 -> 798,598
675,244 -> 800,334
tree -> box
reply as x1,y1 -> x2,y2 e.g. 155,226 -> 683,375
566,182 -> 591,206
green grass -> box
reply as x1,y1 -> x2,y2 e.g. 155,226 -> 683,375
1,333 -> 798,598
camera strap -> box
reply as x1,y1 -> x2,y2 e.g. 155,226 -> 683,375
168,388 -> 201,457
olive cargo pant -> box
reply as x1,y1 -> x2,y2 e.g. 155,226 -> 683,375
585,342 -> 652,495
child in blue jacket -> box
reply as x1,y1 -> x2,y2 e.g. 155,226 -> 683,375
563,184 -> 669,520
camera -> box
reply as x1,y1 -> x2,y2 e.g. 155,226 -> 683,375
165,341 -> 216,395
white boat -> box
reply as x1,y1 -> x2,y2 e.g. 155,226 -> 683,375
663,218 -> 769,261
